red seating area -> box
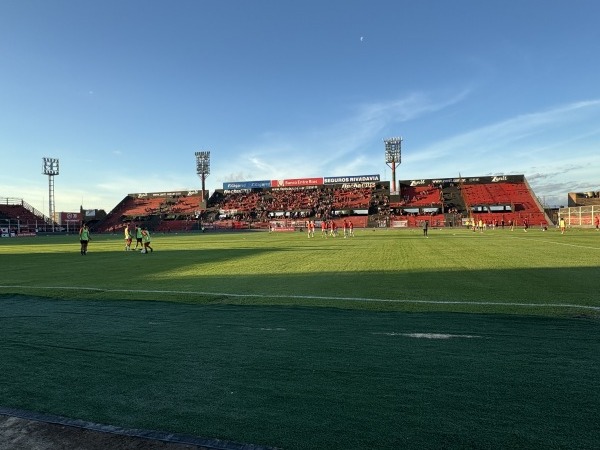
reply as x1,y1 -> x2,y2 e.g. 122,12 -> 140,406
333,188 -> 371,209
126,197 -> 165,216
0,204 -> 39,223
217,192 -> 262,212
92,178 -> 549,232
257,189 -> 322,212
95,194 -> 205,233
393,185 -> 443,207
462,183 -> 506,206
462,182 -> 547,225
213,186 -> 375,215
0,200 -> 52,233
115,195 -> 203,218
173,196 -> 203,215
207,185 -> 381,226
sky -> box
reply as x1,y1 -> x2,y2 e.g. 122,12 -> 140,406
1,0 -> 599,214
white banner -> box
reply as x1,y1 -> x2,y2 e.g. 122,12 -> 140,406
391,220 -> 408,228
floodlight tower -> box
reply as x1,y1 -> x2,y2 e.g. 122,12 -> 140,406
195,151 -> 210,203
42,157 -> 59,231
384,137 -> 402,194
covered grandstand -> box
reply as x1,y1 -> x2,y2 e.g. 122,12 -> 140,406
91,173 -> 551,234
0,197 -> 56,236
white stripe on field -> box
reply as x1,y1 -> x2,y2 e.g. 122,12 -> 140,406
374,332 -> 483,339
508,236 -> 600,250
1,285 -> 599,311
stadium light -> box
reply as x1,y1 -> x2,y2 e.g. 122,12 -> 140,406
195,151 -> 210,203
384,137 -> 402,194
42,157 -> 59,232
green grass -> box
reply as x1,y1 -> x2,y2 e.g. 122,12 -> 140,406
1,227 -> 599,316
1,228 -> 599,449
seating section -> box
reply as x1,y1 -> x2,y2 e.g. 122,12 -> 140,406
334,188 -> 372,209
393,185 -> 443,207
462,182 -> 547,225
89,177 -> 548,232
209,186 -> 382,223
0,204 -> 39,223
0,200 -> 51,232
95,194 -> 205,233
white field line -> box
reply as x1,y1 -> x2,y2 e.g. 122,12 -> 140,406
374,332 -> 483,339
508,236 -> 600,250
1,285 -> 599,311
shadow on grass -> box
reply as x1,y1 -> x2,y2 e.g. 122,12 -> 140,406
0,246 -> 598,317
1,295 -> 600,450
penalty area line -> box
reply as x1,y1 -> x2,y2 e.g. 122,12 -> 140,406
1,285 -> 599,312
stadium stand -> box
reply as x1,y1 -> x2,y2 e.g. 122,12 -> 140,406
0,198 -> 55,233
93,192 -> 205,233
461,179 -> 549,227
87,174 -> 550,233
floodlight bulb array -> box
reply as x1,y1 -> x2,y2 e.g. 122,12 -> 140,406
384,137 -> 402,163
42,157 -> 60,175
195,151 -> 211,175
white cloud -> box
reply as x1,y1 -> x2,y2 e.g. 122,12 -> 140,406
226,89 -> 472,180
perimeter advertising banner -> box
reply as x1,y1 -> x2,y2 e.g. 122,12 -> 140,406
132,190 -> 203,198
222,174 -> 381,190
404,175 -> 525,186
222,181 -> 271,190
324,174 -> 380,184
271,178 -> 324,187
59,212 -> 81,224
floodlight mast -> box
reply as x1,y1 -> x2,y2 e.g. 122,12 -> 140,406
195,151 -> 210,203
384,137 -> 402,194
42,157 -> 59,232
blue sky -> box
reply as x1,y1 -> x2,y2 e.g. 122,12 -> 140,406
1,0 -> 599,214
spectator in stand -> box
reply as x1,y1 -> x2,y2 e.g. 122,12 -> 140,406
79,223 -> 91,255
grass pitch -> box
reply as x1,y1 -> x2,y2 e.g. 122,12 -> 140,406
1,227 -> 599,315
1,227 -> 599,448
